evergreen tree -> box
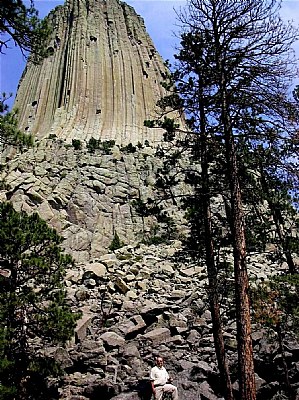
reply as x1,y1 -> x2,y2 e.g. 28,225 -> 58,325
238,141 -> 299,273
0,94 -> 33,148
0,0 -> 50,60
147,0 -> 298,398
0,202 -> 79,399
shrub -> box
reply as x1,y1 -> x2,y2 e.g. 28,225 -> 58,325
72,138 -> 82,150
109,232 -> 124,251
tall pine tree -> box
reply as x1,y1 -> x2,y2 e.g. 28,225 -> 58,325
148,0 -> 299,398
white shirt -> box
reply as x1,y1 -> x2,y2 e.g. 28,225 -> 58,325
150,366 -> 169,386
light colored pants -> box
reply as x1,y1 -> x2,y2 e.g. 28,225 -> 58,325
154,384 -> 178,400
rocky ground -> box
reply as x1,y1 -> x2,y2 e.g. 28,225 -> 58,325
42,241 -> 299,400
1,143 -> 298,399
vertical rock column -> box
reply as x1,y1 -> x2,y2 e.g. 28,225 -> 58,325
14,0 -> 173,145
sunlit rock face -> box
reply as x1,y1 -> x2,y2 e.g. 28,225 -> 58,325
14,0 -> 167,145
1,0 -> 185,262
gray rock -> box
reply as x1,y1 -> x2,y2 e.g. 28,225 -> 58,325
110,393 -> 140,400
115,277 -> 130,294
75,313 -> 94,343
199,381 -> 220,400
101,332 -> 126,348
84,262 -> 107,278
142,328 -> 171,345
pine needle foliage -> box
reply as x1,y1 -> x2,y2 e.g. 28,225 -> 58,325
0,0 -> 51,61
0,202 -> 80,399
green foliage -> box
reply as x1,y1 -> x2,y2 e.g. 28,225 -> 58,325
252,274 -> 299,333
132,196 -> 178,244
0,0 -> 51,61
238,142 -> 299,269
0,202 -> 80,399
87,137 -> 115,154
0,180 -> 11,191
87,137 -> 98,152
120,143 -> 136,153
72,138 -> 82,150
0,93 -> 11,114
141,216 -> 177,246
101,140 -> 116,154
144,117 -> 180,142
141,223 -> 166,245
131,198 -> 152,217
47,133 -> 57,140
0,95 -> 33,148
109,232 -> 124,251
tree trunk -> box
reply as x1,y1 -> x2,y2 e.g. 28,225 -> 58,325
198,85 -> 233,400
203,195 -> 234,400
221,76 -> 256,400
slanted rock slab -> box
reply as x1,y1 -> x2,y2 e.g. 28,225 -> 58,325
142,328 -> 171,345
100,331 -> 126,348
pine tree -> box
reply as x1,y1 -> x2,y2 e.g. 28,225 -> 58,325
0,0 -> 50,60
0,94 -> 33,148
0,202 -> 80,399
148,1 -> 298,398
238,141 -> 299,273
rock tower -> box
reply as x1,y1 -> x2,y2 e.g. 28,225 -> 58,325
2,3 -> 299,399
14,0 -> 168,144
1,0 -> 183,261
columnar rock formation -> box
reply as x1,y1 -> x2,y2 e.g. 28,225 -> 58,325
1,0 -> 186,261
14,0 -> 169,144
1,2 -> 299,399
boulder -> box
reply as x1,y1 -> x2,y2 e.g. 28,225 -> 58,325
101,332 -> 126,348
142,328 -> 171,345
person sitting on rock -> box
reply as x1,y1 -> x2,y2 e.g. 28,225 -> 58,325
150,356 -> 178,400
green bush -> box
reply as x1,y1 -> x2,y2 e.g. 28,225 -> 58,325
87,138 -> 115,154
109,232 -> 124,251
72,138 -> 82,150
121,143 -> 136,153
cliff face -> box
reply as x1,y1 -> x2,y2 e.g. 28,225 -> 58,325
14,0 -> 167,145
1,0 -> 185,262
1,141 -> 175,262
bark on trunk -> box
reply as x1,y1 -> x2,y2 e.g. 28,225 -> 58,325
221,74 -> 256,400
198,85 -> 233,400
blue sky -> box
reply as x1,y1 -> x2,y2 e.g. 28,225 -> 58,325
0,0 -> 298,109
0,0 -> 185,108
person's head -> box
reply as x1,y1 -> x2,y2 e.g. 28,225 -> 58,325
156,356 -> 164,368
